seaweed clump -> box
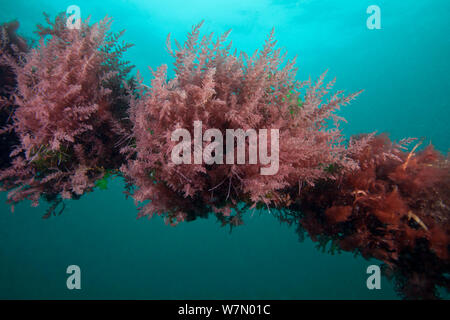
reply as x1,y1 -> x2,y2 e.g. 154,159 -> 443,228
285,134 -> 449,299
0,16 -> 448,300
0,14 -> 134,212
121,22 -> 365,224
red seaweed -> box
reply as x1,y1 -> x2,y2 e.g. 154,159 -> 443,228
0,14 -> 134,210
0,17 -> 448,299
287,135 -> 449,299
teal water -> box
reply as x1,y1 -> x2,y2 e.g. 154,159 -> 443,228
0,0 -> 449,299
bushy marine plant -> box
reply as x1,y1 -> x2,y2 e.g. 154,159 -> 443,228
0,13 -> 134,212
121,22 -> 368,224
0,15 -> 448,299
287,134 -> 449,299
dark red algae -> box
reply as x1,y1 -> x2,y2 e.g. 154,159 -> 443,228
287,134 -> 449,299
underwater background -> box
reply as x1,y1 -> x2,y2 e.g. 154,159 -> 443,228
0,0 -> 449,299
